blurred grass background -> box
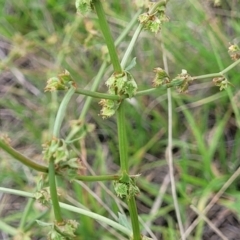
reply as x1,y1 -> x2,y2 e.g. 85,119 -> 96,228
0,0 -> 240,239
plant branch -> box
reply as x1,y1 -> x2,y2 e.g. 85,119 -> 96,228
116,101 -> 128,173
75,88 -> 122,100
74,174 -> 138,182
49,86 -> 75,223
0,187 -> 132,237
53,86 -> 75,137
48,157 -> 63,223
192,58 -> 240,80
0,139 -> 48,173
162,42 -> 185,239
116,101 -> 141,239
128,197 -> 141,240
121,0 -> 168,69
93,0 -> 122,73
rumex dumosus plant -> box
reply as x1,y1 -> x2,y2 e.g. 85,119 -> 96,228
0,0 -> 240,239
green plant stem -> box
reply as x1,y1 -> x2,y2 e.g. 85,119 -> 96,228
0,139 -> 48,173
75,87 -> 121,100
116,101 -> 128,173
0,187 -> 132,237
0,220 -> 18,235
75,174 -> 120,182
121,0 -> 167,69
74,79 -> 184,100
128,197 -> 141,240
49,157 -> 63,223
49,86 -> 75,223
24,210 -> 49,232
136,79 -> 184,97
121,24 -> 142,69
53,86 -> 75,137
93,0 -> 122,73
74,174 -> 139,182
116,101 -> 141,239
19,198 -> 34,229
192,58 -> 240,80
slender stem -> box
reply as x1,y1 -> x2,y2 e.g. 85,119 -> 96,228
49,157 -> 63,223
136,79 -> 184,97
0,187 -> 33,198
24,210 -> 49,232
0,139 -> 48,173
162,41 -> 185,239
75,174 -> 120,182
128,197 -> 141,240
93,0 -> 122,73
221,58 -> 240,74
49,87 -> 75,223
53,86 -> 75,137
121,24 -> 143,69
116,101 -> 128,173
116,101 -> 141,239
0,187 -> 132,237
75,174 -> 139,182
19,198 -> 34,229
0,220 -> 18,235
75,88 -> 122,100
121,0 -> 167,69
192,58 -> 240,80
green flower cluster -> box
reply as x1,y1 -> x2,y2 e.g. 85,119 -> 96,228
99,71 -> 138,118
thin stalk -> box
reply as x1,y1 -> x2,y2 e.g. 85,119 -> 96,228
24,210 -> 49,232
75,174 -> 139,182
74,88 -> 121,100
116,101 -> 141,239
93,0 -> 122,73
116,101 -> 128,173
162,42 -> 185,239
49,157 -> 63,223
75,174 -> 126,182
128,197 -> 142,240
192,58 -> 240,80
135,79 -> 184,97
49,86 -> 75,223
121,24 -> 142,69
19,198 -> 34,229
121,0 -> 167,69
0,220 -> 18,235
53,86 -> 75,137
0,187 -> 132,237
0,139 -> 48,173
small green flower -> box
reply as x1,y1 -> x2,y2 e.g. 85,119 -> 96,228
45,77 -> 67,92
113,181 -> 128,198
75,0 -> 93,14
213,76 -> 232,91
35,187 -> 51,206
113,178 -> 140,199
42,138 -> 69,164
55,219 -> 79,238
58,70 -> 74,84
100,71 -> 137,118
99,99 -> 121,119
106,71 -> 138,97
173,69 -> 192,93
138,5 -> 169,33
228,43 -> 240,61
152,67 -> 170,87
44,70 -> 75,92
